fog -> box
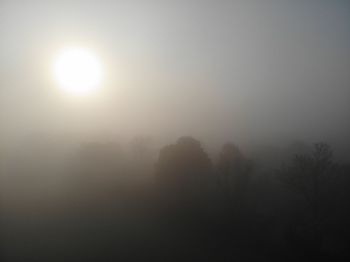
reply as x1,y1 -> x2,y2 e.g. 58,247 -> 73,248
1,1 -> 350,261
1,0 -> 349,151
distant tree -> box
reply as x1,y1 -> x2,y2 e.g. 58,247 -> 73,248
155,136 -> 215,243
280,143 -> 337,219
279,143 -> 338,253
217,143 -> 253,203
130,136 -> 152,162
213,143 -> 255,248
155,136 -> 212,204
285,140 -> 311,161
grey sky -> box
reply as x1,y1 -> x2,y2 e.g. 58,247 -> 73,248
1,0 -> 350,151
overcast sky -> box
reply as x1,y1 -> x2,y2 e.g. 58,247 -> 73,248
1,0 -> 350,151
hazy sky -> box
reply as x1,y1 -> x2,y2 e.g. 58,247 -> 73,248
1,0 -> 350,150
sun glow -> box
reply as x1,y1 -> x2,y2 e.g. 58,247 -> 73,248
53,47 -> 103,95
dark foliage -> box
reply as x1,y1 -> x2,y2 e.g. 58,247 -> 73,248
1,139 -> 349,262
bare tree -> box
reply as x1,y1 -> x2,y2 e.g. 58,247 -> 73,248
279,143 -> 338,252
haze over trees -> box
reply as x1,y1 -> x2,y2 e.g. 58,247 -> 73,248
1,1 -> 350,261
1,135 -> 349,261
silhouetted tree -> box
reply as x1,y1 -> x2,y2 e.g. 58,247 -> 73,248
130,136 -> 152,162
154,137 -> 215,254
214,143 -> 255,247
217,143 -> 253,204
155,136 -> 212,207
279,143 -> 338,254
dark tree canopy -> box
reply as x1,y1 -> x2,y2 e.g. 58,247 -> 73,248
278,143 -> 340,253
217,143 -> 253,200
280,143 -> 336,203
155,136 -> 212,196
217,143 -> 246,176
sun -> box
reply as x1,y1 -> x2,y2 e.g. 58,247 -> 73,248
53,47 -> 103,95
